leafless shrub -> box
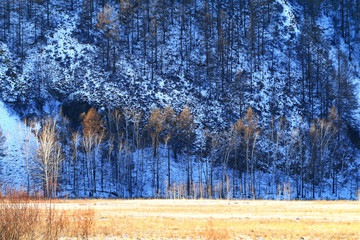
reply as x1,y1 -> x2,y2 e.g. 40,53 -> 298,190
0,188 -> 40,240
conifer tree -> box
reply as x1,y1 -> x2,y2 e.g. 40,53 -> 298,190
97,3 -> 119,69
81,0 -> 93,38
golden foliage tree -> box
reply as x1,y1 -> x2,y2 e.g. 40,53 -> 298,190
81,107 -> 105,196
82,107 -> 104,137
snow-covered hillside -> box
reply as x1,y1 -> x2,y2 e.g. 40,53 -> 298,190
0,0 -> 360,199
0,100 -> 32,188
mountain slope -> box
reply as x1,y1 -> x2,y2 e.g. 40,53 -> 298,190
0,0 -> 359,199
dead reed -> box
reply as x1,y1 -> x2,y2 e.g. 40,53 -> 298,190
0,187 -> 94,240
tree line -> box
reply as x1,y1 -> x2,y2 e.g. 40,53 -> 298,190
0,104 -> 357,199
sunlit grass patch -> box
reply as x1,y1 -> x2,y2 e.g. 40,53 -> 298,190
1,196 -> 360,239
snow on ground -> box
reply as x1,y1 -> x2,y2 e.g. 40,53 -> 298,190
0,0 -> 359,200
0,100 -> 30,188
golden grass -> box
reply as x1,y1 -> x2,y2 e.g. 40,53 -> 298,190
0,189 -> 95,240
48,199 -> 360,239
2,198 -> 360,239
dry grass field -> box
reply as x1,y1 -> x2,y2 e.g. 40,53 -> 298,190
1,194 -> 360,239
47,199 -> 360,240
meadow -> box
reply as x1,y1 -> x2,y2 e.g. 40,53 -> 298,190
1,194 -> 360,239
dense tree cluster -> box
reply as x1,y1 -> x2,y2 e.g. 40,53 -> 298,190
1,0 -> 358,118
1,0 -> 360,199
6,104 -> 356,199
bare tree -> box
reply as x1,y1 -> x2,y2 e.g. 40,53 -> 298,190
70,131 -> 80,197
179,106 -> 195,197
242,107 -> 260,198
233,115 -> 244,197
147,107 -> 166,194
209,131 -> 220,198
309,107 -> 338,198
81,108 -> 105,196
163,105 -> 177,191
18,119 -> 35,195
34,117 -> 63,198
0,126 -> 6,177
97,3 -> 119,69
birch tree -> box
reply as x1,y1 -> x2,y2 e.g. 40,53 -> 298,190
34,117 -> 63,198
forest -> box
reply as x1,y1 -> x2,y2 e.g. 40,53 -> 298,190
0,0 -> 360,199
